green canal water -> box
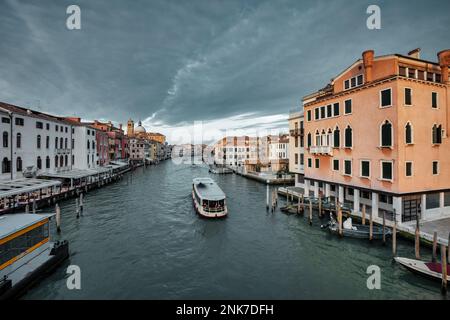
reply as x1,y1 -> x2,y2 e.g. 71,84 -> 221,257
24,160 -> 447,299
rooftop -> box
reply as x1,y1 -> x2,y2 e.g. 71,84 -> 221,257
0,213 -> 55,239
0,178 -> 61,198
193,178 -> 226,200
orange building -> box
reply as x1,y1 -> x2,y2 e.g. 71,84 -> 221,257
302,48 -> 450,224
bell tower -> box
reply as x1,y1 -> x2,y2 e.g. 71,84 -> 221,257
127,119 -> 134,136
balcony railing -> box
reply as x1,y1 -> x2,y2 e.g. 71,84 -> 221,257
309,145 -> 333,156
289,128 -> 304,137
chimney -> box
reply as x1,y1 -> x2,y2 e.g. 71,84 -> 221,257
119,123 -> 123,130
362,50 -> 374,83
438,49 -> 450,85
408,48 -> 421,59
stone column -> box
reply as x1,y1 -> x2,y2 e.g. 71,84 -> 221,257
325,183 -> 331,198
353,189 -> 360,214
421,194 -> 426,221
304,179 -> 310,197
393,196 -> 402,223
372,192 -> 379,218
338,185 -> 344,204
314,181 -> 319,198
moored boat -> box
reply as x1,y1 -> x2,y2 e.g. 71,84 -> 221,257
192,178 -> 227,218
0,213 -> 69,299
326,216 -> 391,239
395,257 -> 450,282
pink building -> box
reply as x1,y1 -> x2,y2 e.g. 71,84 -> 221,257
302,48 -> 450,224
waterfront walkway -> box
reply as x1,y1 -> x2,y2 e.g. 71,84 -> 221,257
277,186 -> 450,246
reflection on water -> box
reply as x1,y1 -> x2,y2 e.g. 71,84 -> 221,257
24,161 -> 446,299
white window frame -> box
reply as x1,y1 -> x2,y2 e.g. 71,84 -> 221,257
343,159 -> 352,177
379,119 -> 394,148
432,160 -> 439,176
379,88 -> 393,108
405,121 -> 414,145
332,158 -> 340,172
380,160 -> 394,182
343,74 -> 364,91
333,102 -> 340,117
344,99 -> 352,115
404,87 -> 412,106
431,92 -> 438,109
405,161 -> 413,177
360,159 -> 371,179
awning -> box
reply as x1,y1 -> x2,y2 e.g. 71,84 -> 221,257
0,178 -> 61,198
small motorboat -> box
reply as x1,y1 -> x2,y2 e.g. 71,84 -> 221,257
326,215 -> 391,239
395,257 -> 450,282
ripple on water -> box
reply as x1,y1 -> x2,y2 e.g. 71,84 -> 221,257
22,161 -> 449,300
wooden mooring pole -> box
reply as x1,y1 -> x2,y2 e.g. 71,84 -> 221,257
441,244 -> 448,295
362,204 -> 366,225
318,194 -> 322,218
308,198 -> 312,225
415,218 -> 420,260
55,204 -> 61,233
382,211 -> 386,245
76,198 -> 80,218
79,193 -> 84,213
432,231 -> 438,263
266,184 -> 269,211
392,218 -> 397,257
369,211 -> 373,241
300,194 -> 304,214
338,204 -> 343,237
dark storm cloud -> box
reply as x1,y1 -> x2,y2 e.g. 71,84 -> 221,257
0,0 -> 448,129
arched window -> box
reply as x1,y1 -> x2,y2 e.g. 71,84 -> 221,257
46,136 -> 49,149
321,129 -> 326,146
55,155 -> 58,168
65,138 -> 68,149
37,156 -> 42,169
333,127 -> 340,148
60,137 -> 63,149
37,135 -> 41,149
87,140 -> 90,149
381,120 -> 393,147
16,133 -> 21,148
16,157 -> 22,172
307,133 -> 312,148
405,122 -> 413,144
432,124 -> 442,144
2,157 -> 10,173
46,156 -> 50,169
344,126 -> 352,148
65,155 -> 68,166
92,141 -> 95,150
55,137 -> 58,149
3,131 -> 8,148
315,130 -> 321,146
60,155 -> 64,167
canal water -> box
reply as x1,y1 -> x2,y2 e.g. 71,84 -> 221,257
24,160 -> 446,299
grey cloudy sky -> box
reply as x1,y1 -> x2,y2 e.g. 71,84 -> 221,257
0,0 -> 448,143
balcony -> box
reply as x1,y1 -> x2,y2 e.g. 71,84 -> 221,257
56,148 -> 70,154
309,145 -> 333,156
289,128 -> 304,137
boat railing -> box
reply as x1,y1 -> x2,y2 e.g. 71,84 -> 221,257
203,206 -> 226,213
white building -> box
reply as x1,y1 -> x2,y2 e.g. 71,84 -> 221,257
0,103 -> 73,180
71,124 -> 98,170
288,110 -> 305,187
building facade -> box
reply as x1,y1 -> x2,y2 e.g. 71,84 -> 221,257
288,111 -> 305,187
302,48 -> 450,224
0,103 -> 73,180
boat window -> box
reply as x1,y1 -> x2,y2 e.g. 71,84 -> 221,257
0,222 -> 49,268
